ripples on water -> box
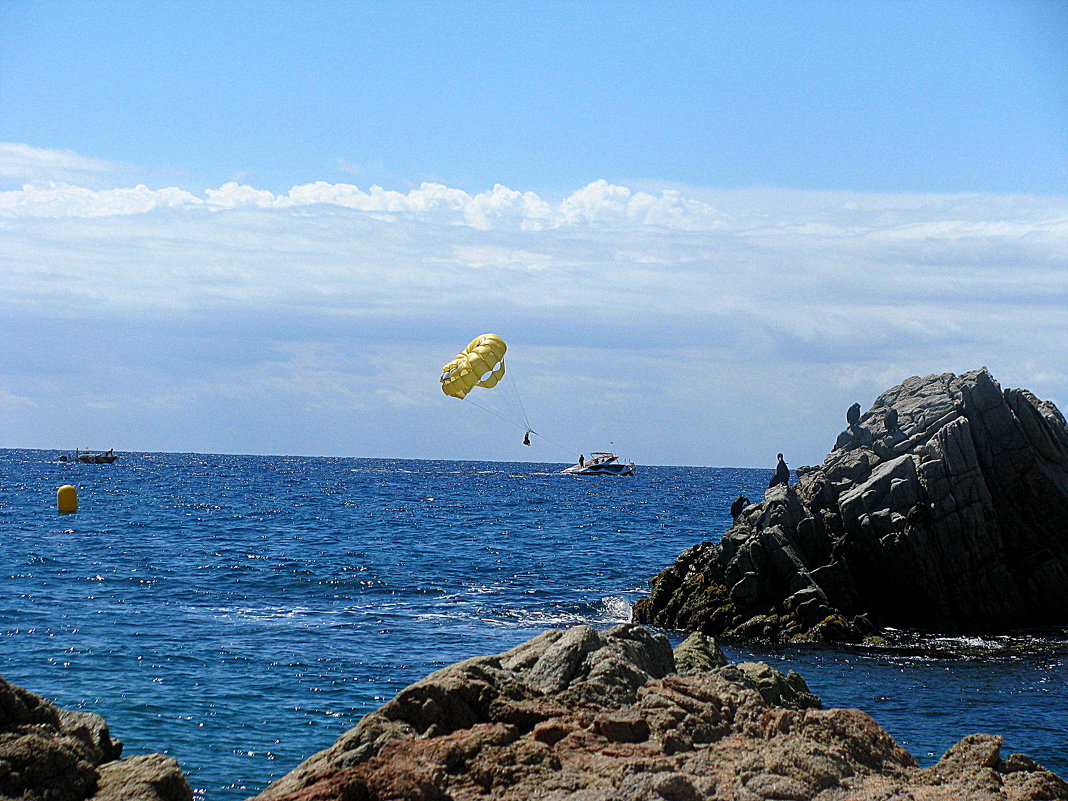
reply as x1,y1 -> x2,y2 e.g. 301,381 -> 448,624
1,450 -> 1064,798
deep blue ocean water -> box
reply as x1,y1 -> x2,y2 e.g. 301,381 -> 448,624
1,449 -> 1065,799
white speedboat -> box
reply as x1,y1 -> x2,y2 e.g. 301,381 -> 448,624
561,452 -> 636,476
70,448 -> 118,464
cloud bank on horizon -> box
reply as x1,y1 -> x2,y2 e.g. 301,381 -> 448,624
3,143 -> 1067,466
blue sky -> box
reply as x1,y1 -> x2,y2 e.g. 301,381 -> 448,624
2,1 -> 1067,466
4,1 -> 1067,195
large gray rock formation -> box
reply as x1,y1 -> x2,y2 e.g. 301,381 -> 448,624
634,368 -> 1068,640
250,624 -> 1065,801
0,675 -> 191,801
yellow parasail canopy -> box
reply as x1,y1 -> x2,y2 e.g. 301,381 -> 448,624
440,334 -> 507,399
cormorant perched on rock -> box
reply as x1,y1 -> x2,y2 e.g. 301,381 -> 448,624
906,501 -> 933,529
846,402 -> 862,428
768,453 -> 790,488
884,408 -> 899,433
809,480 -> 828,514
730,495 -> 750,518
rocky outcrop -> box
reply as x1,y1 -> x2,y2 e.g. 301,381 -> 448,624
251,624 -> 1065,801
672,632 -> 728,675
634,368 -> 1068,640
0,675 -> 191,801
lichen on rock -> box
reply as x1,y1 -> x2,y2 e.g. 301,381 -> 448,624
250,624 -> 1066,801
0,675 -> 191,801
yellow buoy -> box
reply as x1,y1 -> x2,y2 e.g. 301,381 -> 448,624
57,484 -> 78,514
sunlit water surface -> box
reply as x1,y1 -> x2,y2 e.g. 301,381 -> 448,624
2,450 -> 1064,799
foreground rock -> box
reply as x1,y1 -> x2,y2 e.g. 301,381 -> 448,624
252,624 -> 1065,801
634,368 -> 1068,641
0,675 -> 191,801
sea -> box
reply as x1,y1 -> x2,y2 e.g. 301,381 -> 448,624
2,449 -> 1065,799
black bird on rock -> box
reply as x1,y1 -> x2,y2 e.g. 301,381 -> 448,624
846,402 -> 862,428
768,454 -> 790,488
730,495 -> 750,519
885,408 -> 899,433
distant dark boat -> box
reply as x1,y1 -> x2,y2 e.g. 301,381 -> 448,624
74,450 -> 117,464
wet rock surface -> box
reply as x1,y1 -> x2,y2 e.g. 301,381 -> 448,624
250,624 -> 1065,801
633,368 -> 1068,641
0,675 -> 191,801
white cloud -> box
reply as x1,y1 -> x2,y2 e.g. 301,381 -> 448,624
2,153 -> 1068,462
0,142 -> 120,184
3,175 -> 1066,347
451,245 -> 554,271
0,174 -> 725,230
0,181 -> 199,217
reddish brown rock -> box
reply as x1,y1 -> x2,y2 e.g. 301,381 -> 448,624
251,625 -> 1066,801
